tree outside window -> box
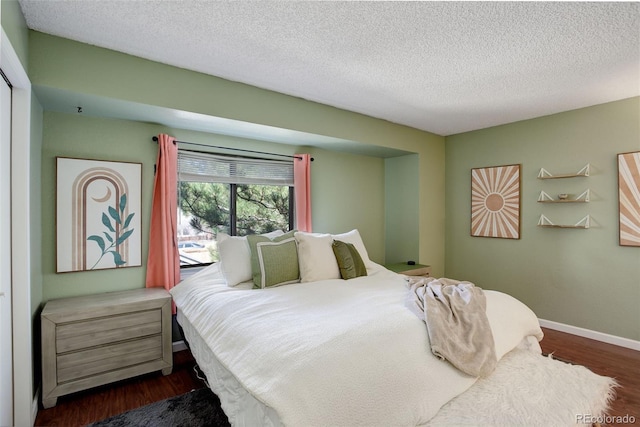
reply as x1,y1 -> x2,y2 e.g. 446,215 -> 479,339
177,152 -> 294,266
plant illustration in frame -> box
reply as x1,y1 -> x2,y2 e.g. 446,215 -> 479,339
56,157 -> 142,272
471,164 -> 521,239
87,193 -> 136,269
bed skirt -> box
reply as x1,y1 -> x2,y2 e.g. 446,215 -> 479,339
177,310 -> 283,427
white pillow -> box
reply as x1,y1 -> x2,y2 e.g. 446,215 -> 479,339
331,229 -> 376,271
294,232 -> 341,282
217,230 -> 284,286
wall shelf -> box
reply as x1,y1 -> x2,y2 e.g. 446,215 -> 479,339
537,164 -> 590,179
537,189 -> 590,203
537,214 -> 590,229
538,164 -> 591,229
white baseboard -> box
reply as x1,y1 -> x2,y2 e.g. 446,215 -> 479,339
32,385 -> 39,426
539,318 -> 640,352
172,340 -> 188,352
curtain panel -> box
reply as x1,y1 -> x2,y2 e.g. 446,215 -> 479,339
294,154 -> 312,232
146,134 -> 180,312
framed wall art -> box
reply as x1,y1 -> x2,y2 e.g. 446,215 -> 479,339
56,157 -> 142,272
618,151 -> 640,247
471,164 -> 521,239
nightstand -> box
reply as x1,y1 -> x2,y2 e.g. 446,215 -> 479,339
41,288 -> 173,408
385,262 -> 432,277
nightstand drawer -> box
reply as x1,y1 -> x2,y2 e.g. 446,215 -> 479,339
57,335 -> 163,383
56,309 -> 161,353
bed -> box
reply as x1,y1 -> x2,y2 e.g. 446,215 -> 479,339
170,230 -> 544,426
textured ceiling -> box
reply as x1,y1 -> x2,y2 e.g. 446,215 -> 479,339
18,1 -> 640,136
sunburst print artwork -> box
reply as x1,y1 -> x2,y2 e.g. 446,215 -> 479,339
471,164 -> 521,239
618,151 -> 640,247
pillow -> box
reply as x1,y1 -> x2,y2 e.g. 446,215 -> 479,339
247,230 -> 298,288
217,230 -> 284,287
332,240 -> 368,280
331,229 -> 375,271
253,237 -> 300,288
294,232 -> 341,282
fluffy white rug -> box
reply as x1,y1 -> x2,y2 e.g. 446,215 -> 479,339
426,348 -> 617,426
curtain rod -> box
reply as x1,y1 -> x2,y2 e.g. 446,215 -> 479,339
152,136 -> 313,161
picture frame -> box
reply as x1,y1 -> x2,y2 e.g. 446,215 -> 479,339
618,151 -> 640,247
471,164 -> 521,239
56,157 -> 142,272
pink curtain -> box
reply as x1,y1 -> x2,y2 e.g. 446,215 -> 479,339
146,134 -> 180,312
294,154 -> 312,232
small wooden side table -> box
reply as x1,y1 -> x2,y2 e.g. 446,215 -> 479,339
41,288 -> 173,408
385,262 -> 432,277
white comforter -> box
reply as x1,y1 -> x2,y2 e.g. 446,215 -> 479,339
171,263 -> 543,426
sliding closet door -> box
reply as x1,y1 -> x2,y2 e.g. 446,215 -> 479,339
0,71 -> 13,427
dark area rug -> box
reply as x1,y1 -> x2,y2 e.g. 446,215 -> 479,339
87,388 -> 231,427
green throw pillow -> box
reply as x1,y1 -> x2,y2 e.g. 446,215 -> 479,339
332,240 -> 368,280
247,230 -> 299,288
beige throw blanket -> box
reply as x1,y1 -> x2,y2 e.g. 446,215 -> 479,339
407,276 -> 498,377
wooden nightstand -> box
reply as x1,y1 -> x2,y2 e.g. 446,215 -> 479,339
385,262 -> 432,277
41,288 -> 173,408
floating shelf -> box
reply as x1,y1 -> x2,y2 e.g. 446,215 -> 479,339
537,214 -> 590,229
537,164 -> 590,179
537,189 -> 590,203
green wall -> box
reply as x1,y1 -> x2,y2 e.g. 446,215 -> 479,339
30,94 -> 43,314
305,146 -> 385,261
28,31 -> 447,279
1,0 -> 29,70
385,154 -> 420,263
445,97 -> 640,340
41,112 -> 387,300
42,112 -> 158,300
29,92 -> 43,392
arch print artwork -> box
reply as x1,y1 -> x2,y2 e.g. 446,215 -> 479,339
618,151 -> 640,247
56,157 -> 142,272
471,164 -> 521,239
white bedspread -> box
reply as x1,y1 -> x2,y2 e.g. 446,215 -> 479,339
171,264 -> 543,426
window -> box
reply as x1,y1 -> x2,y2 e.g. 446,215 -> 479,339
177,151 -> 294,266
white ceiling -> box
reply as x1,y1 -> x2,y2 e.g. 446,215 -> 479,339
18,1 -> 640,136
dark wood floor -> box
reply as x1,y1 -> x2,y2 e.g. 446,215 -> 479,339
35,328 -> 640,427
34,350 -> 205,427
538,327 -> 640,427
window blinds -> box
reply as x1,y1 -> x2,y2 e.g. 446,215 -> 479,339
178,151 -> 294,186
